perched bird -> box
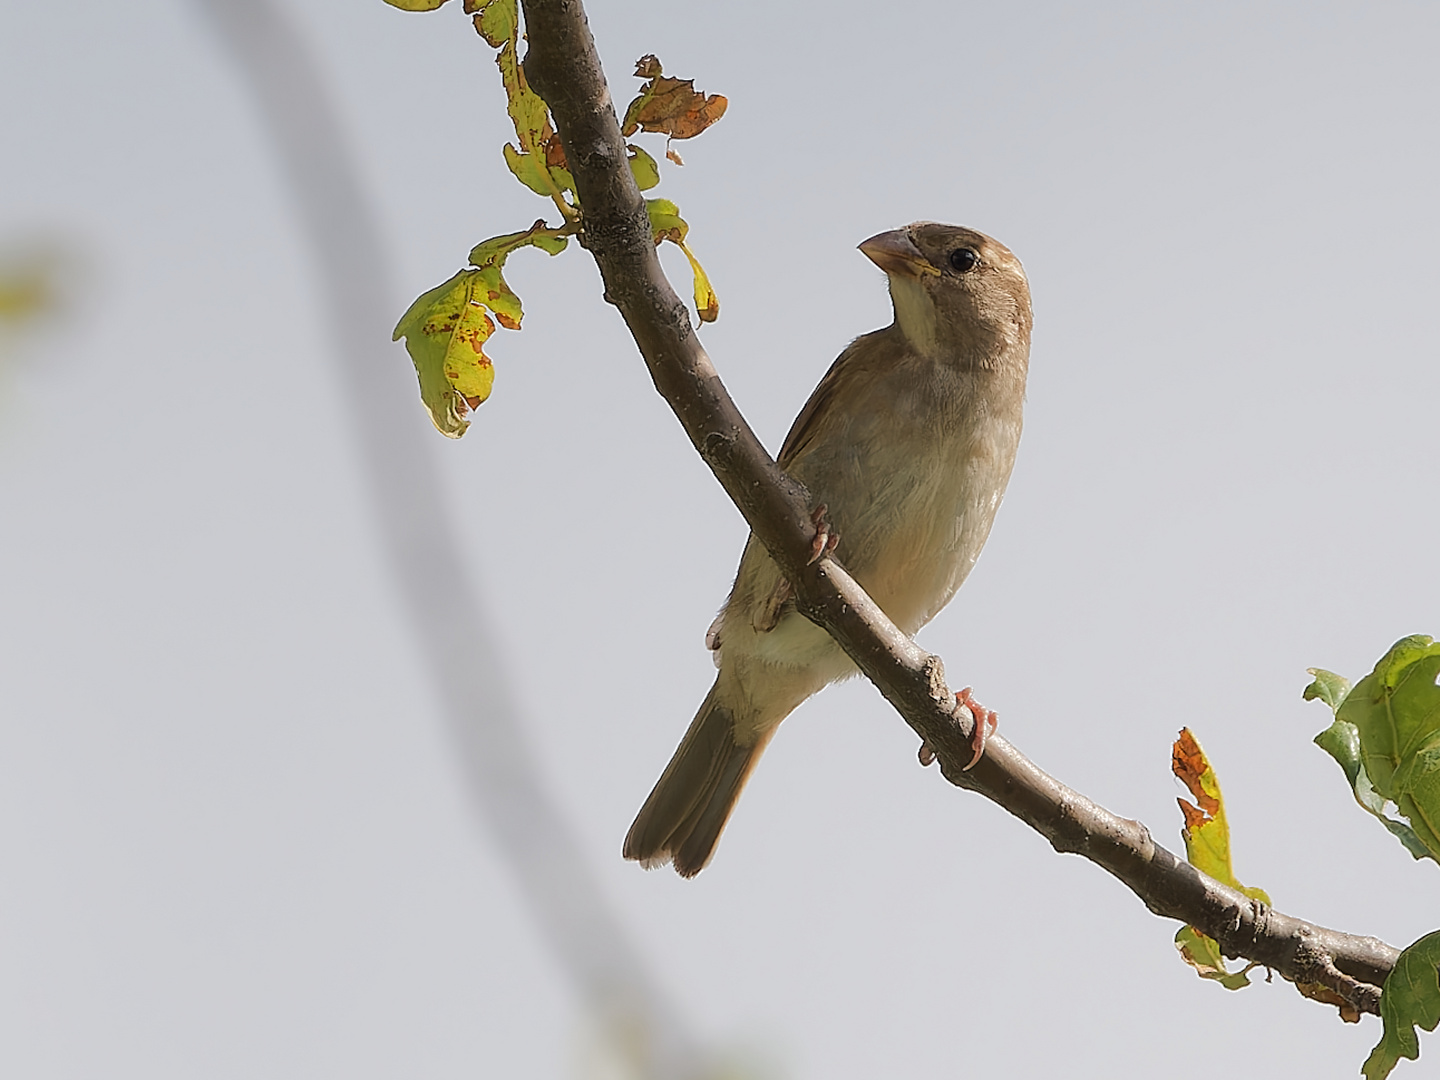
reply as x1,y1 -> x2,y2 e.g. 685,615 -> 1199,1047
623,222 -> 1033,877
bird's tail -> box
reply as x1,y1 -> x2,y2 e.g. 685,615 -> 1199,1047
623,680 -> 775,878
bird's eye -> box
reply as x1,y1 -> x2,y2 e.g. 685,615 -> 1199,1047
948,248 -> 979,273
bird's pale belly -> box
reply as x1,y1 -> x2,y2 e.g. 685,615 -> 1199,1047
747,437 -> 1010,681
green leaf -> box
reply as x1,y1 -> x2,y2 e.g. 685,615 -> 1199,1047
627,144 -> 661,191
1363,931 -> 1440,1080
468,0 -> 514,44
1313,715 -> 1438,863
383,0 -> 451,9
1397,739 -> 1440,859
645,197 -> 686,243
466,219 -> 568,271
1315,717 -> 1365,789
1340,637 -> 1440,801
392,270 -> 496,438
528,230 -> 569,256
1313,637 -> 1440,863
504,144 -> 559,198
1175,925 -> 1260,990
1304,667 -> 1353,711
548,164 -> 576,195
469,0 -> 576,221
486,17 -> 550,158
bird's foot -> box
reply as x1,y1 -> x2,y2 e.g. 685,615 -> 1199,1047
955,687 -> 998,771
806,503 -> 840,565
918,741 -> 937,767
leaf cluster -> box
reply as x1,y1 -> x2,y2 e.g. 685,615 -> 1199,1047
1364,933 -> 1440,1080
384,0 -> 725,436
1306,636 -> 1440,863
1303,637 -> 1440,1077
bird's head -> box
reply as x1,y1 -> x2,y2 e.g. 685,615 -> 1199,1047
860,222 -> 1032,369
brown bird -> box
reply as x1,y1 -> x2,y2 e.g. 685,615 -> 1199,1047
623,222 -> 1033,877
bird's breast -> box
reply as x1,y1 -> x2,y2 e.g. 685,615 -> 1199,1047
794,373 -> 1021,635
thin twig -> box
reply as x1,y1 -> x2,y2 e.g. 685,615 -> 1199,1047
519,0 -> 1400,1016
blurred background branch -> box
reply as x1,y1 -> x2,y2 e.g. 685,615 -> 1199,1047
193,1 -> 703,1075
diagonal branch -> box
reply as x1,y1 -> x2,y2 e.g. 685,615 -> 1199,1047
517,0 -> 1399,1015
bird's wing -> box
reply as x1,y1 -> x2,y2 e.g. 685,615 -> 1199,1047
777,329 -> 894,469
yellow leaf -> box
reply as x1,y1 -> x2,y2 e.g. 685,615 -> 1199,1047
627,144 -> 661,192
468,0 -> 513,43
1172,727 -> 1269,902
1170,728 -> 1271,991
645,200 -> 719,323
1175,925 -> 1261,991
392,270 -> 496,438
677,239 -> 718,323
504,144 -> 559,198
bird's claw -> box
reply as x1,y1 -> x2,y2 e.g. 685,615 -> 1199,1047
955,687 -> 998,771
806,504 -> 840,565
918,741 -> 936,767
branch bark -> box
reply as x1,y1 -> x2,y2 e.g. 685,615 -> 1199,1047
518,0 -> 1399,1016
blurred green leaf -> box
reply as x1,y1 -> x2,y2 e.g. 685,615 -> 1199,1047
0,262 -> 53,325
383,0 -> 452,9
1364,931 -> 1440,1080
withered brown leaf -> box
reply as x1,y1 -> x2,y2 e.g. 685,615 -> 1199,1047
621,55 -> 727,141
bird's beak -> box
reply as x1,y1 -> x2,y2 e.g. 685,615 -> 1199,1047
859,229 -> 937,278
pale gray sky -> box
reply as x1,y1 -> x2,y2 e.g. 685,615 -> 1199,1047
3,1 -> 1438,1077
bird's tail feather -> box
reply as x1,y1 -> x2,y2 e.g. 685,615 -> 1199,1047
623,682 -> 773,878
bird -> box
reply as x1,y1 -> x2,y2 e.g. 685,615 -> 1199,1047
623,222 -> 1033,877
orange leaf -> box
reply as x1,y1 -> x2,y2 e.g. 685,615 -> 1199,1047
1173,726 -> 1220,824
621,55 -> 728,141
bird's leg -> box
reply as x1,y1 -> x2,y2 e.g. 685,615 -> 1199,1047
918,688 -> 997,769
806,503 -> 840,565
955,686 -> 998,771
751,578 -> 793,633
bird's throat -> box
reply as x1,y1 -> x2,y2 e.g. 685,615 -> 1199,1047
888,275 -> 940,357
